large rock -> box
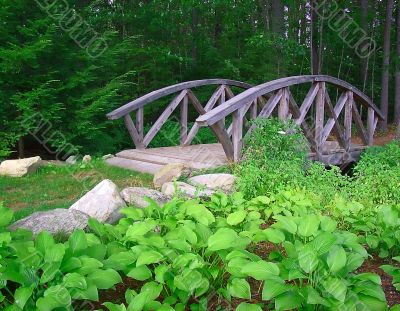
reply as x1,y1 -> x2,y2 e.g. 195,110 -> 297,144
0,156 -> 42,177
153,163 -> 187,188
121,187 -> 170,208
161,181 -> 214,199
188,174 -> 236,192
10,209 -> 89,236
70,179 -> 126,223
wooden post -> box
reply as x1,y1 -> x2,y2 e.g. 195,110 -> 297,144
315,82 -> 325,150
180,95 -> 188,144
220,85 -> 226,125
278,88 -> 289,121
344,91 -> 353,151
232,109 -> 243,162
124,114 -> 145,149
250,99 -> 258,120
136,107 -> 144,142
367,107 -> 375,146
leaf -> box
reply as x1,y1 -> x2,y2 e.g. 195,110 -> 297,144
127,265 -> 152,281
0,205 -> 13,227
309,232 -> 337,256
227,211 -> 247,226
298,244 -> 318,273
327,245 -> 347,273
68,229 -> 88,254
306,286 -> 330,306
262,279 -> 288,300
274,291 -> 303,311
45,244 -> 65,263
36,285 -> 71,311
87,269 -> 122,289
322,277 -> 347,302
14,286 -> 34,309
298,214 -> 320,237
207,228 -> 240,251
63,273 -> 87,289
227,278 -> 251,299
136,250 -> 164,266
126,221 -> 157,238
185,203 -> 215,226
174,269 -> 203,292
236,302 -> 262,311
346,253 -> 365,272
263,228 -> 285,244
272,215 -> 297,234
103,302 -> 127,311
241,261 -> 280,280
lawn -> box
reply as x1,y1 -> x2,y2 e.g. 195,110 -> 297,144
0,159 -> 153,221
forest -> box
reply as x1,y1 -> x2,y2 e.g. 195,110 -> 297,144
1,0 -> 400,159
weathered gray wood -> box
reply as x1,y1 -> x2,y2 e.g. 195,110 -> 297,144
136,107 -> 144,141
295,83 -> 319,125
183,86 -> 224,146
143,90 -> 188,147
197,75 -> 384,126
315,82 -> 325,149
180,95 -> 188,144
232,110 -> 243,162
250,100 -> 258,120
278,88 -> 290,121
106,157 -> 163,174
107,79 -> 252,120
187,90 -> 234,160
124,114 -> 145,149
344,91 -> 353,151
352,103 -> 368,145
367,107 -> 375,145
321,91 -> 346,148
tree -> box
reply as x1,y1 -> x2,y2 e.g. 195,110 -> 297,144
360,0 -> 369,91
379,0 -> 394,131
395,0 -> 400,124
271,0 -> 285,36
310,0 -> 320,74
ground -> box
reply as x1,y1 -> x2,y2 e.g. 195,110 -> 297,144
0,159 -> 153,221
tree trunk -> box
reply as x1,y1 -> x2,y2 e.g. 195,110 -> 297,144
191,7 -> 199,66
271,0 -> 285,36
310,0 -> 319,75
396,118 -> 400,139
395,0 -> 400,123
379,0 -> 394,131
18,137 -> 24,159
258,0 -> 270,32
360,0 -> 369,92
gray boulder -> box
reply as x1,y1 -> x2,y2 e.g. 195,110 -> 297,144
121,187 -> 170,208
0,156 -> 42,177
10,209 -> 89,236
161,181 -> 214,199
66,156 -> 78,165
153,163 -> 187,188
70,179 -> 126,223
188,174 -> 236,192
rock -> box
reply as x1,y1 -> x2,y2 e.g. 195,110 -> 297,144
161,181 -> 214,199
153,163 -> 187,188
66,155 -> 78,165
120,187 -> 170,208
102,154 -> 114,160
70,179 -> 126,223
188,174 -> 236,192
10,209 -> 89,236
0,156 -> 42,177
82,155 -> 92,163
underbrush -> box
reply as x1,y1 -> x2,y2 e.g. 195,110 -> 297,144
1,191 -> 398,310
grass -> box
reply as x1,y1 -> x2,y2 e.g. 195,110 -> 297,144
0,159 -> 153,221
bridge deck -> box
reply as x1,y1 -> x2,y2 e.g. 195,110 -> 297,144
106,141 -> 365,174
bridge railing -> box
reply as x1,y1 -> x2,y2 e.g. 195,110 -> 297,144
196,75 -> 385,163
106,79 -> 252,150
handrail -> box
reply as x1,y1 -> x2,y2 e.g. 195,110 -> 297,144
196,75 -> 384,126
106,79 -> 253,120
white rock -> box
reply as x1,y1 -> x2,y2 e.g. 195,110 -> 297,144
70,179 -> 126,223
188,174 -> 236,192
102,154 -> 114,160
121,187 -> 170,208
10,209 -> 89,236
0,156 -> 42,177
66,155 -> 78,165
82,155 -> 92,163
161,181 -> 214,199
153,163 -> 187,188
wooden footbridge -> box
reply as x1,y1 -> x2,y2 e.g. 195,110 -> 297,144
106,75 -> 384,174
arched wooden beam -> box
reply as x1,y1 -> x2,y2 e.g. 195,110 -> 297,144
106,79 -> 253,120
196,75 -> 384,126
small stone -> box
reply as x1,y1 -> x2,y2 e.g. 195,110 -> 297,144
82,155 -> 92,163
0,156 -> 42,177
188,174 -> 236,192
161,181 -> 214,199
70,179 -> 126,223
120,187 -> 170,208
9,209 -> 89,236
153,163 -> 187,188
66,156 -> 78,165
102,154 -> 114,160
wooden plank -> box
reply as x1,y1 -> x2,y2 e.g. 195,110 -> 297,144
143,90 -> 188,147
232,110 -> 243,162
321,91 -> 346,148
180,95 -> 188,144
136,107 -> 144,141
367,107 -> 375,146
106,157 -> 163,174
107,79 -> 252,120
278,88 -> 290,121
344,91 -> 353,151
352,103 -> 368,145
124,114 -> 145,149
315,82 -> 325,149
296,83 -> 319,125
187,90 -> 234,160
